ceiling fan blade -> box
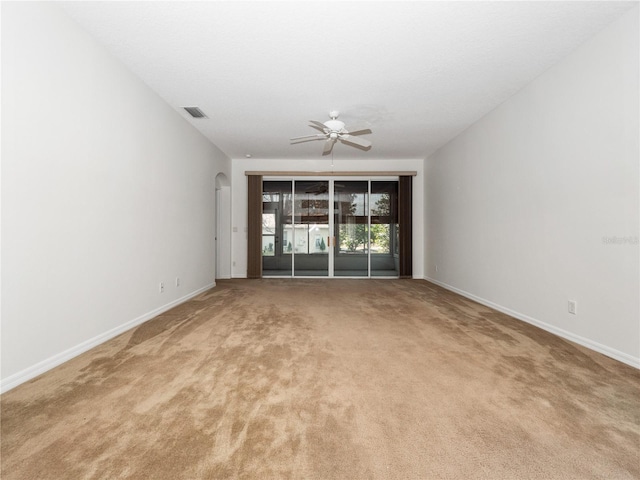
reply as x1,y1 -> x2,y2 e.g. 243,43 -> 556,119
340,135 -> 372,149
290,134 -> 325,144
309,120 -> 328,131
322,138 -> 336,155
344,123 -> 372,135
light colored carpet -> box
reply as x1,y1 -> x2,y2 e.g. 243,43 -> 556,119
1,279 -> 639,479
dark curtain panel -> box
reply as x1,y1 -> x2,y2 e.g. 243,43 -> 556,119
398,175 -> 413,278
247,175 -> 263,279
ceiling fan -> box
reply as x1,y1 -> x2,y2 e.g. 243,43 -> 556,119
290,111 -> 372,155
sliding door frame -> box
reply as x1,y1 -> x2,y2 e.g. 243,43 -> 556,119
248,171 -> 415,279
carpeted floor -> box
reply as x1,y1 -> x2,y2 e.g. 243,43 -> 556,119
1,279 -> 639,479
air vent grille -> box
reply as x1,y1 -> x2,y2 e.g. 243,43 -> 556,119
183,106 -> 208,118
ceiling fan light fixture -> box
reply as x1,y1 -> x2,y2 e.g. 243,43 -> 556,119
325,119 -> 345,132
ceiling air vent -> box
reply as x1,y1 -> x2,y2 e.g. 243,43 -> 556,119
183,106 -> 208,119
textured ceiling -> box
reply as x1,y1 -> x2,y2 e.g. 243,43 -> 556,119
60,1 -> 637,161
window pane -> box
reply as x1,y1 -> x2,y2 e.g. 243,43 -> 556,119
262,235 -> 275,256
371,181 -> 399,277
262,181 -> 292,276
262,213 -> 275,235
294,181 -> 329,276
370,223 -> 390,254
334,181 -> 368,276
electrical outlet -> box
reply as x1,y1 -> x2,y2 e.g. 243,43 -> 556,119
568,300 -> 577,315
176,277 -> 180,287
159,282 -> 164,293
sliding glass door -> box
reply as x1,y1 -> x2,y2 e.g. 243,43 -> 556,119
334,181 -> 369,276
262,178 -> 399,278
293,181 -> 329,277
262,181 -> 292,276
371,181 -> 399,276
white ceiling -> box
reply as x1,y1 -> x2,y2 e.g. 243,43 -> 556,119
60,1 -> 637,161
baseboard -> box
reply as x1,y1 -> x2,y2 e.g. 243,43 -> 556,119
423,276 -> 640,369
0,283 -> 216,394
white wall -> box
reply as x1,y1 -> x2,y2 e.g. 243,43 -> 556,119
1,2 -> 231,391
231,158 -> 424,278
425,7 -> 639,367
215,173 -> 232,280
